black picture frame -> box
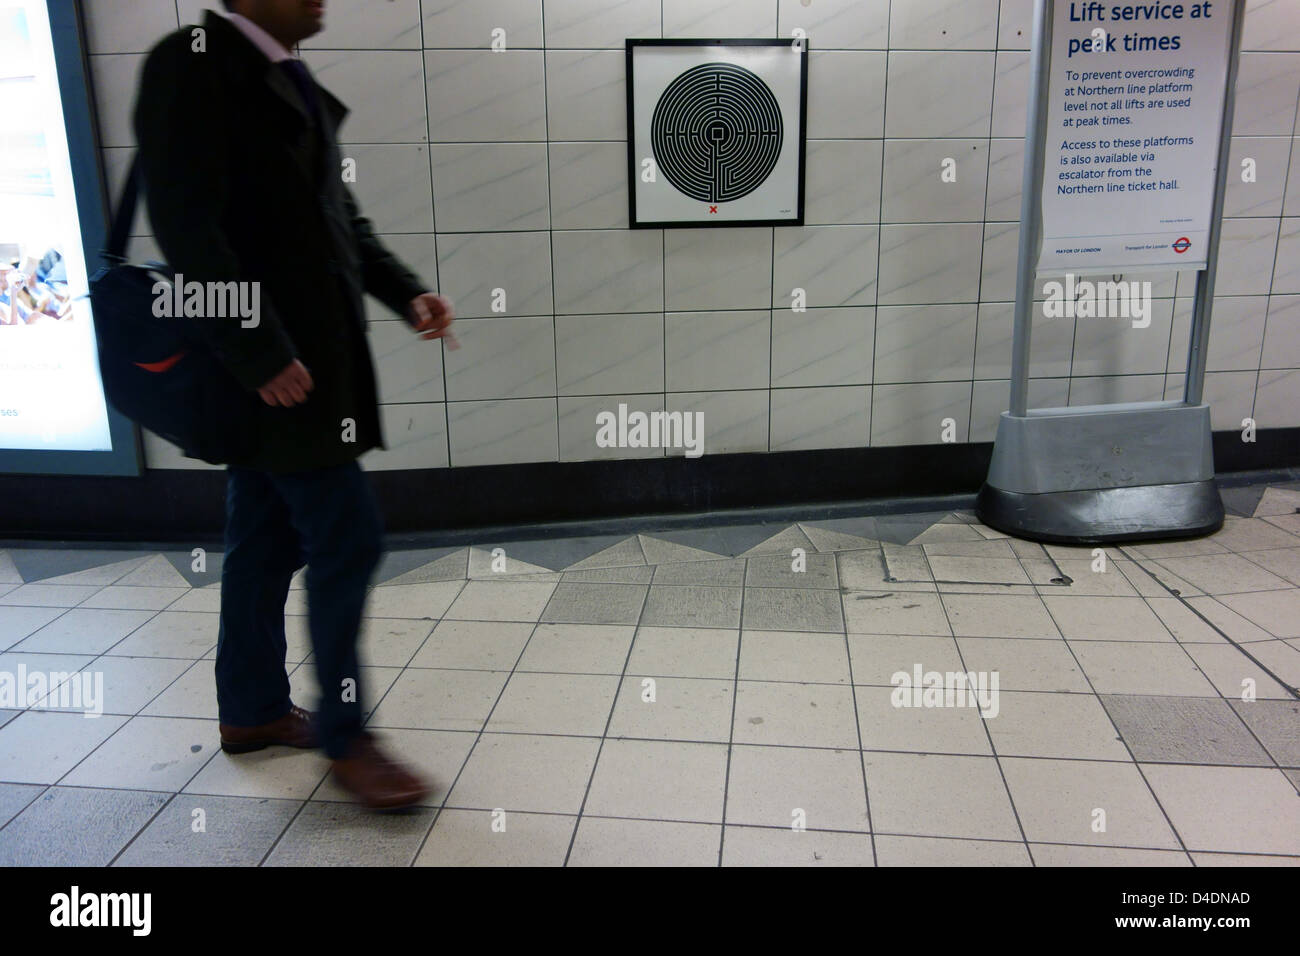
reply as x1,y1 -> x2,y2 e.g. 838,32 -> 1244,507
0,0 -> 142,477
626,38 -> 809,230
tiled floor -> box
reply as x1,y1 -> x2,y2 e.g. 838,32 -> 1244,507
1,483 -> 1298,866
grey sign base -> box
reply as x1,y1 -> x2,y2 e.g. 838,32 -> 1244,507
975,403 -> 1225,543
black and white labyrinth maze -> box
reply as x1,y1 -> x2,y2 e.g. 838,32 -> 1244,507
650,62 -> 784,204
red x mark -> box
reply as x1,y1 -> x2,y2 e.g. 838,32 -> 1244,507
709,205 -> 718,214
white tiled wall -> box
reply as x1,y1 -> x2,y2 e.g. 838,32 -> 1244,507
84,0 -> 1300,471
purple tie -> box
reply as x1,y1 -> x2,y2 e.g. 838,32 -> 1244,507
279,58 -> 321,124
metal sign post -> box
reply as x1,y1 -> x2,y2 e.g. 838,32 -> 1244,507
977,0 -> 1247,543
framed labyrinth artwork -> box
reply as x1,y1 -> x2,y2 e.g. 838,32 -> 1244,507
626,39 -> 808,228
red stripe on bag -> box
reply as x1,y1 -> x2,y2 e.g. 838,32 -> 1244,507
134,349 -> 188,373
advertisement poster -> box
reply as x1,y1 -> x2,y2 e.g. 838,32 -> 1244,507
1038,0 -> 1236,274
0,0 -> 113,452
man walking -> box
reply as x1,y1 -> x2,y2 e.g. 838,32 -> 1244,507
133,0 -> 455,810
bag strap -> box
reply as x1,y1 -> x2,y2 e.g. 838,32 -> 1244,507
102,155 -> 140,265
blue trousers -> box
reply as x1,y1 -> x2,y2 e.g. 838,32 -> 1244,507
215,460 -> 383,759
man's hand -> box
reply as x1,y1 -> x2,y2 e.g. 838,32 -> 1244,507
408,292 -> 457,347
258,359 -> 314,407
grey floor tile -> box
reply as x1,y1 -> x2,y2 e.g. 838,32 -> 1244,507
569,816 -> 721,866
646,524 -> 792,558
1220,485 -> 1268,518
744,553 -> 838,589
415,808 -> 575,866
874,835 -> 1032,866
721,825 -> 876,866
114,795 -> 301,866
564,537 -> 647,571
640,586 -> 742,628
1229,699 -> 1300,767
163,551 -> 224,588
724,745 -> 869,832
371,548 -> 462,586
654,558 -> 746,587
741,588 -> 844,633
382,549 -> 470,585
740,525 -> 815,557
262,801 -> 436,866
584,738 -> 728,823
1099,695 -> 1272,766
540,583 -> 648,625
562,565 -> 655,585
7,549 -> 150,584
0,787 -> 167,866
799,516 -> 880,543
480,535 -> 630,573
0,782 -> 44,826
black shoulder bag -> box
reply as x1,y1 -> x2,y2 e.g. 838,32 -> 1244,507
89,158 -> 260,465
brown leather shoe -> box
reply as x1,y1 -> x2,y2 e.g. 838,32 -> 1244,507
220,704 -> 318,754
331,732 -> 431,811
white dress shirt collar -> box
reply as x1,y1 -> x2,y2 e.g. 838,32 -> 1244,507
225,11 -> 296,63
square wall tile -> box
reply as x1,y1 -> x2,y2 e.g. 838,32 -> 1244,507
549,143 -> 628,229
878,223 -> 985,306
986,139 -> 1026,220
889,0 -> 1000,49
368,320 -> 445,404
778,0 -> 890,49
301,0 -> 422,48
805,140 -> 884,225
370,403 -> 450,470
771,307 -> 876,388
773,226 -> 880,309
421,0 -> 544,48
1256,369 -> 1300,429
807,52 -> 887,138
559,394 -> 667,461
1170,295 -> 1269,373
84,0 -> 177,54
665,229 -> 773,312
666,311 -> 771,392
770,386 -> 872,451
883,140 -> 990,223
305,51 -> 426,144
345,144 -> 437,234
545,50 -> 626,140
553,230 -> 664,314
1224,136 -> 1292,217
447,398 -> 559,466
436,232 -> 553,318
662,0 -> 776,38
430,143 -> 551,232
557,313 -> 665,395
443,315 -> 556,401
544,0 -> 661,48
1231,52 -> 1300,136
665,391 -> 769,456
425,50 -> 547,141
871,382 -> 972,447
991,51 -> 1030,137
1262,295 -> 1300,368
874,305 -> 978,384
885,51 -> 995,138
89,54 -> 146,148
